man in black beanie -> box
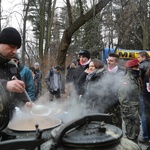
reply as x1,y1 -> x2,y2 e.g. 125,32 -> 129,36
0,27 -> 21,49
0,27 -> 32,133
73,49 -> 91,96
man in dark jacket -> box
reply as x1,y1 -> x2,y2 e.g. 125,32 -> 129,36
30,67 -> 41,99
34,62 -> 42,97
73,50 -> 91,96
66,60 -> 77,83
0,27 -> 32,132
138,51 -> 150,144
66,60 -> 77,96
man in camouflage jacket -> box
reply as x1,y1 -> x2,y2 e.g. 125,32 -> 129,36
118,59 -> 141,143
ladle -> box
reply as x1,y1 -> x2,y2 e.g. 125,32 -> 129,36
12,76 -> 51,116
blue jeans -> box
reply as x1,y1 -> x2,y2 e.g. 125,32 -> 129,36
140,94 -> 148,139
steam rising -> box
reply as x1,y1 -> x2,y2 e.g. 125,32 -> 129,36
11,72 -> 124,126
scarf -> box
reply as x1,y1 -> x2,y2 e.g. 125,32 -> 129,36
86,70 -> 97,81
80,58 -> 91,66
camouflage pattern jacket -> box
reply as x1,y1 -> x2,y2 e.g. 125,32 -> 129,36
118,70 -> 141,140
118,70 -> 141,106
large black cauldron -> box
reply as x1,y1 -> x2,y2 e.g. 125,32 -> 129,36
50,113 -> 141,150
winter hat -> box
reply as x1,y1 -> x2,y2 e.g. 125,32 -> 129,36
71,59 -> 77,66
0,27 -> 21,49
34,62 -> 40,67
79,50 -> 90,59
124,59 -> 139,68
54,65 -> 62,71
12,53 -> 19,60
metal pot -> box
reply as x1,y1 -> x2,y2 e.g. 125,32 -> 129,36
0,124 -> 49,150
8,116 -> 61,131
50,113 -> 141,150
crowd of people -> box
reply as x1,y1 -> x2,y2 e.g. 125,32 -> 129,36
0,26 -> 150,148
64,50 -> 150,145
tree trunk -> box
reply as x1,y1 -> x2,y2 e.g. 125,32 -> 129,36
57,0 -> 111,70
22,0 -> 30,65
39,0 -> 46,64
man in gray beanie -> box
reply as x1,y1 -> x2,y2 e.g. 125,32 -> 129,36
34,62 -> 42,97
0,27 -> 32,134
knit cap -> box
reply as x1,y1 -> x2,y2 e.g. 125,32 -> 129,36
12,53 -> 19,60
34,62 -> 40,67
0,27 -> 21,49
79,50 -> 90,59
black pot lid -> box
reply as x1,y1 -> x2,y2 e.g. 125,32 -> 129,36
62,122 -> 122,146
51,121 -> 123,147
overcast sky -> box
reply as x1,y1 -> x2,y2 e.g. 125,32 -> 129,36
1,0 -> 65,30
1,0 -> 23,29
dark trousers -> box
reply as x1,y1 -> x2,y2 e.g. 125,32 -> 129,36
49,90 -> 60,101
144,95 -> 150,140
140,94 -> 148,139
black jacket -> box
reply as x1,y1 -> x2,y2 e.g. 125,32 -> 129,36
66,66 -> 76,83
73,64 -> 89,85
0,56 -> 27,131
76,68 -> 105,96
139,59 -> 150,80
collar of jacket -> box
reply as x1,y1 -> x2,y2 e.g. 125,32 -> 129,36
0,54 -> 10,64
96,68 -> 105,74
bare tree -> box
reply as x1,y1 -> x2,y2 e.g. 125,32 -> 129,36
22,0 -> 30,64
131,0 -> 149,50
39,0 -> 46,63
57,0 -> 111,70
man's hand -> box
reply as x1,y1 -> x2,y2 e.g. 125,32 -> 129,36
6,80 -> 25,93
